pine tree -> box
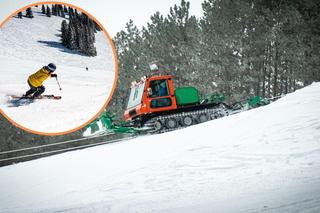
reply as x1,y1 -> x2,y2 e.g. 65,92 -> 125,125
46,6 -> 51,17
26,8 -> 34,18
41,5 -> 46,14
52,5 -> 57,16
94,22 -> 101,32
67,20 -> 78,49
61,20 -> 69,46
68,7 -> 74,18
58,5 -> 64,17
60,9 -> 98,56
78,25 -> 86,52
17,12 -> 23,19
57,5 -> 61,17
83,26 -> 97,56
61,8 -> 65,18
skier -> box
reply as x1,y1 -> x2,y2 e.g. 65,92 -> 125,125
24,63 -> 57,98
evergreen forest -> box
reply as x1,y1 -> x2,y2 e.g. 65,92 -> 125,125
109,0 -> 320,119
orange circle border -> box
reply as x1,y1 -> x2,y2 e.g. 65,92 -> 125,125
0,1 -> 119,136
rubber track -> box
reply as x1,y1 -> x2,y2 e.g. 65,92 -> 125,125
143,104 -> 230,134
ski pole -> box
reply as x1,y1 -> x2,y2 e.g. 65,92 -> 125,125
55,77 -> 62,90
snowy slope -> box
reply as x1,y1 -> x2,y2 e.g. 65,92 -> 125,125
0,83 -> 319,213
0,8 -> 115,133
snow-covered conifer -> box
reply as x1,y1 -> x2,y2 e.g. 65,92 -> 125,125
41,5 -> 46,14
17,12 -> 23,19
46,6 -> 51,17
26,8 -> 34,18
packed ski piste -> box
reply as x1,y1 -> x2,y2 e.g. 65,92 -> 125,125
1,81 -> 320,212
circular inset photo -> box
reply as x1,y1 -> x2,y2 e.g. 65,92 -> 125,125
0,3 -> 117,135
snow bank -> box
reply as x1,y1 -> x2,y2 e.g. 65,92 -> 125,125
0,83 -> 319,212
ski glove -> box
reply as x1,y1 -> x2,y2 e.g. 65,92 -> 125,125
51,74 -> 57,78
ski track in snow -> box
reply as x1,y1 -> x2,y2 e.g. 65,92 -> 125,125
0,8 -> 115,133
0,83 -> 319,212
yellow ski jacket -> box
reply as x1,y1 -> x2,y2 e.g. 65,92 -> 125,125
28,67 -> 51,87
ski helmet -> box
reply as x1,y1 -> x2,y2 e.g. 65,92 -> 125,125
46,63 -> 56,72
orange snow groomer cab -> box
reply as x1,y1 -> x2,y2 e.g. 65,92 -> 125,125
124,75 -> 178,121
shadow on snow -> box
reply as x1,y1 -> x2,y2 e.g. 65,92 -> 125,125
37,40 -> 87,56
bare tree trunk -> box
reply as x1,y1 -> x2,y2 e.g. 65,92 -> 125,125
267,43 -> 272,98
273,41 -> 279,97
280,76 -> 284,95
285,76 -> 288,94
262,43 -> 268,97
256,72 -> 261,96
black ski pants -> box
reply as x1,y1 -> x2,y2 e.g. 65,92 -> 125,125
25,80 -> 45,98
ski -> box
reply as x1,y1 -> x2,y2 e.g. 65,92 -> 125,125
7,94 -> 61,107
8,94 -> 62,100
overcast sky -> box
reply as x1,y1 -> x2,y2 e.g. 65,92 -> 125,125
0,0 -> 205,37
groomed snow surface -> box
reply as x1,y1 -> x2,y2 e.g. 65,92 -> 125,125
0,7 -> 115,133
0,83 -> 319,213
